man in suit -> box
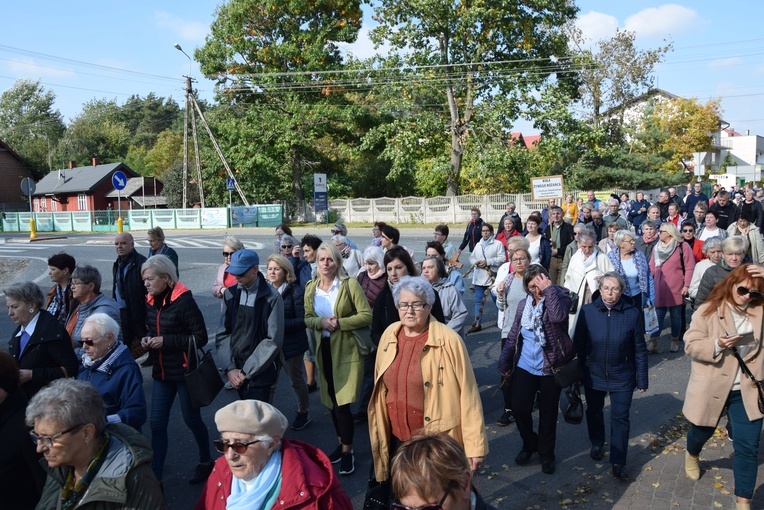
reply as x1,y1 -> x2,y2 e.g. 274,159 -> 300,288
544,205 -> 575,284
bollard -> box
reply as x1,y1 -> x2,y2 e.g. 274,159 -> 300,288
29,217 -> 37,240
117,216 -> 124,233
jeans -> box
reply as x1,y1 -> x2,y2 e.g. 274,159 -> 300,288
474,285 -> 496,325
651,305 -> 682,339
584,387 -> 634,466
150,379 -> 212,480
686,391 -> 762,499
278,352 -> 309,413
511,367 -> 562,461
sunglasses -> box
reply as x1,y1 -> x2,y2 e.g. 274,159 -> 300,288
222,251 -> 234,257
393,480 -> 455,510
736,286 -> 764,300
681,229 -> 695,233
281,245 -> 293,250
331,229 -> 341,234
78,338 -> 97,346
213,439 -> 261,454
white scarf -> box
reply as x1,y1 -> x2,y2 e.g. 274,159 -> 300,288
654,239 -> 677,267
520,295 -> 546,346
576,249 -> 597,271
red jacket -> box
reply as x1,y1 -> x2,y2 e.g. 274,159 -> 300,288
195,439 -> 352,510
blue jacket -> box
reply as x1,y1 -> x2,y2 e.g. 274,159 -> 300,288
574,294 -> 648,392
78,343 -> 147,430
628,199 -> 651,232
281,281 -> 309,360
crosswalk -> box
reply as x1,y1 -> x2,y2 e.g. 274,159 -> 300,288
0,238 -> 265,255
0,242 -> 68,255
135,238 -> 265,250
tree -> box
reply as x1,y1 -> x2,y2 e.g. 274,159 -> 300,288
368,0 -> 578,195
56,99 -> 130,167
0,79 -> 65,177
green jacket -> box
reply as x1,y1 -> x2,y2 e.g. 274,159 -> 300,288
36,423 -> 165,510
304,276 -> 372,407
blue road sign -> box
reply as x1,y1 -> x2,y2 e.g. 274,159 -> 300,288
226,178 -> 236,191
314,191 -> 328,212
112,171 -> 127,191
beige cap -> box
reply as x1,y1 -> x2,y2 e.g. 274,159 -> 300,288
214,400 -> 288,437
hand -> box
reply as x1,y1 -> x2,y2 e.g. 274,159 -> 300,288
497,282 -> 506,294
468,457 -> 485,472
746,265 -> 764,279
717,335 -> 742,350
227,369 -> 246,389
681,286 -> 689,297
321,317 -> 339,332
19,369 -> 32,384
638,388 -> 646,393
141,336 -> 163,350
533,273 -> 552,292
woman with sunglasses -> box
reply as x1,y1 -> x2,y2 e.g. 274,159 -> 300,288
683,264 -> 764,510
27,379 -> 164,510
196,400 -> 352,510
212,236 -> 244,299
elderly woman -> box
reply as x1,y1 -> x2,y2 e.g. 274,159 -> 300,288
498,264 -> 574,475
5,281 -> 78,399
607,230 -> 655,314
368,276 -> 488,506
274,224 -> 292,254
598,222 -> 622,255
147,226 -> 179,276
524,214 -> 551,269
421,256 -> 468,337
727,212 -> 764,264
635,219 -> 660,262
65,265 -> 121,347
77,313 -> 147,431
495,216 -> 522,261
574,272 -> 648,480
332,235 -> 364,278
697,210 -> 728,241
0,350 -> 46,510
28,379 -> 164,510
689,236 -> 724,301
266,254 -> 311,431
140,254 -> 213,485
45,253 -> 76,325
195,400 -> 352,510
468,222 -> 505,333
683,264 -> 764,510
696,236 -> 749,306
357,246 -> 387,309
648,223 -> 696,354
212,236 -> 245,299
680,220 -> 706,263
563,230 -> 614,336
426,241 -> 465,294
391,433 -> 489,510
304,242 -> 372,475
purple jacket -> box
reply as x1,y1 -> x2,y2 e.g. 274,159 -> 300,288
498,285 -> 574,376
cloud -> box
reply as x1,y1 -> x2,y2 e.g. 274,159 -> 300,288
624,4 -> 698,39
708,57 -> 743,70
337,27 -> 391,61
7,58 -> 75,78
575,11 -> 619,45
154,11 -> 208,41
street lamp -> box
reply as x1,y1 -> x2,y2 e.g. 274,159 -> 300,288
174,43 -> 192,76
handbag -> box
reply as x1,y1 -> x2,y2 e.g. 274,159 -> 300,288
568,291 -> 579,314
184,335 -> 224,409
730,347 -> 764,414
344,279 -> 376,356
644,306 -> 659,336
551,356 -> 585,388
561,383 -> 584,424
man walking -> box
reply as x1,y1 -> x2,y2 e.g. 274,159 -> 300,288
112,233 -> 147,359
544,205 -> 574,284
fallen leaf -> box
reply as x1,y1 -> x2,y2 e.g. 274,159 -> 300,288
714,502 -> 723,508
652,483 -> 660,488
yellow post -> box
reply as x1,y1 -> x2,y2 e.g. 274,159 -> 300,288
29,217 -> 37,240
117,216 -> 124,233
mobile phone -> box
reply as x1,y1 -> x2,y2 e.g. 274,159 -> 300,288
734,331 -> 756,346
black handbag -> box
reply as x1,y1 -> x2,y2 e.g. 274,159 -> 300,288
568,291 -> 579,314
731,347 -> 764,414
184,335 -> 224,409
561,383 -> 584,424
551,356 -> 585,388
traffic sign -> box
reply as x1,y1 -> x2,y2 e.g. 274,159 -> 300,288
112,171 -> 127,190
226,178 -> 236,191
314,173 -> 327,193
21,177 -> 36,196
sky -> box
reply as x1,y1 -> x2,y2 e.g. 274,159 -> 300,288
2,1 -> 764,137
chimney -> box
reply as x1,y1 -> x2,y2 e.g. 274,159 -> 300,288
68,161 -> 75,169
92,158 -> 100,167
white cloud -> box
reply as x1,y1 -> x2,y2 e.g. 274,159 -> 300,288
575,11 -> 619,46
154,11 -> 208,41
624,4 -> 698,39
337,27 -> 389,60
708,57 -> 743,70
7,58 -> 75,78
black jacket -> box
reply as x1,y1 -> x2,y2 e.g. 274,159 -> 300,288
370,284 -> 445,345
112,249 -> 148,342
281,281 -> 309,360
145,283 -> 208,382
8,310 -> 78,399
459,218 -> 485,252
544,221 -> 575,259
710,201 -> 739,230
497,212 -> 523,236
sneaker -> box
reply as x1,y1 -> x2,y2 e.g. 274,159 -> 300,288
466,324 -> 482,334
338,451 -> 355,475
189,460 -> 215,485
292,412 -> 311,431
327,445 -> 343,464
496,409 -> 515,427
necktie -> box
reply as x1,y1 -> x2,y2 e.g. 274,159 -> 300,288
19,331 -> 31,356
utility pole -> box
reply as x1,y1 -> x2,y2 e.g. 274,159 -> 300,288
182,75 -> 190,209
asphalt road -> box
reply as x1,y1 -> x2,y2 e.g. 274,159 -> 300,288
0,227 -> 694,509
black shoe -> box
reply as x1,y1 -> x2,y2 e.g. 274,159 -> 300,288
515,449 -> 534,466
308,382 -> 318,393
292,412 -> 311,431
353,411 -> 368,422
327,445 -> 343,464
590,445 -> 604,461
496,409 -> 515,427
338,451 -> 355,475
612,464 -> 628,479
189,460 -> 215,485
466,324 -> 482,334
541,459 -> 555,475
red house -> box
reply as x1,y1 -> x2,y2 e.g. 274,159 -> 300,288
0,139 -> 35,211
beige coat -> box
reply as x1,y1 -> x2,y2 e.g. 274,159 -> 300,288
683,302 -> 764,427
563,251 -> 613,337
368,318 -> 488,481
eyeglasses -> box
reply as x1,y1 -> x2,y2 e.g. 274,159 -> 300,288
30,423 -> 84,448
222,252 -> 235,258
71,281 -> 90,287
736,286 -> 764,300
213,439 -> 261,454
331,229 -> 341,234
432,232 -> 444,236
281,245 -> 293,250
78,337 -> 101,346
397,302 -> 428,311
511,257 -> 528,263
393,480 -> 455,510
681,228 -> 695,232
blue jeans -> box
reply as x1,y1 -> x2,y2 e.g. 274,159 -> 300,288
651,305 -> 682,339
686,391 -> 762,499
584,387 -> 634,466
474,285 -> 496,325
150,379 -> 212,480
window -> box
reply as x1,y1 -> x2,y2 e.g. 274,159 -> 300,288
78,194 -> 88,211
50,199 -> 57,212
34,198 -> 39,211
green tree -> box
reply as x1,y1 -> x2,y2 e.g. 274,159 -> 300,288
0,79 -> 65,178
56,99 -> 130,167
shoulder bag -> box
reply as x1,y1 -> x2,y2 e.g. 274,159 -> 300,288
730,347 -> 764,414
541,307 -> 584,388
184,335 -> 224,409
344,279 -> 375,356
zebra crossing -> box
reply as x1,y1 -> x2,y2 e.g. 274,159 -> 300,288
0,237 -> 265,255
135,238 -> 265,250
0,242 -> 68,255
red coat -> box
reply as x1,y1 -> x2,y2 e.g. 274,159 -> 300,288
495,229 -> 521,261
195,439 -> 352,510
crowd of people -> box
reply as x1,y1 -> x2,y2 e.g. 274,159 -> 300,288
4,183 -> 764,509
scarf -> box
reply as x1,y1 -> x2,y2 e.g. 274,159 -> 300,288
607,248 -> 650,297
81,342 -> 127,373
368,267 -> 386,280
149,243 -> 169,257
642,232 -> 657,244
47,281 -> 70,324
227,449 -> 283,510
654,239 -> 677,267
576,248 -> 597,271
520,295 -> 546,346
59,433 -> 110,510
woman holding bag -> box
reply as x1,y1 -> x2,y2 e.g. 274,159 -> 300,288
140,254 -> 213,486
683,264 -> 764,510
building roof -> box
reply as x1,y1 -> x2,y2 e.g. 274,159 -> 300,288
105,177 -> 152,198
33,162 -> 135,195
0,139 -> 23,162
599,88 -> 681,119
131,196 -> 168,207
